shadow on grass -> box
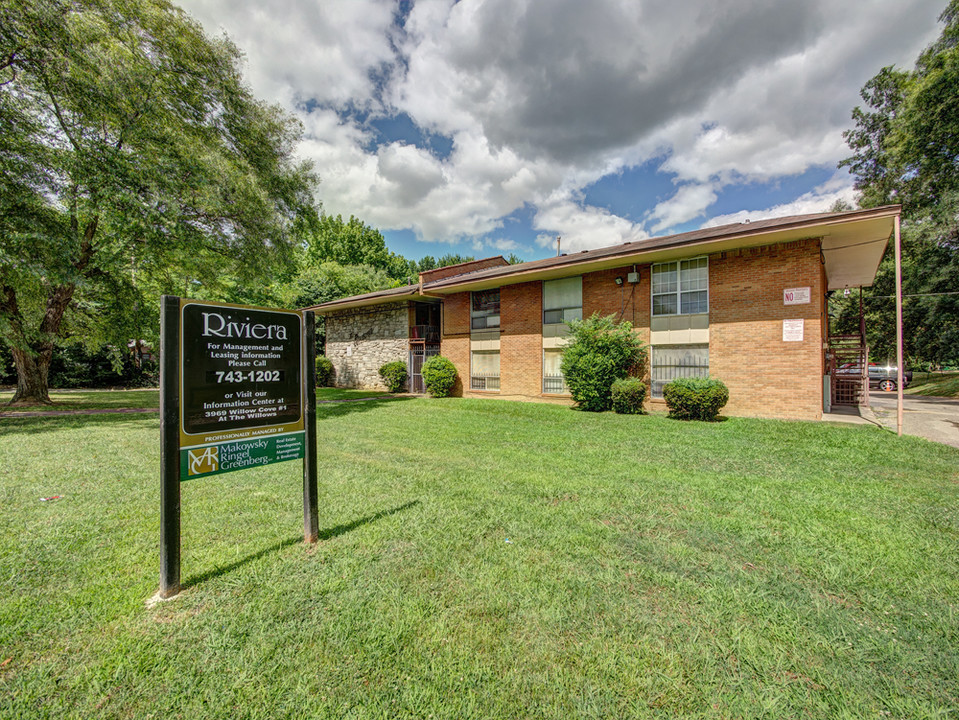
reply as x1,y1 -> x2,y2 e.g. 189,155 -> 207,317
182,499 -> 420,589
315,395 -> 416,420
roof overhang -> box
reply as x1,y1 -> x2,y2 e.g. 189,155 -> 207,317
306,288 -> 425,314
305,206 -> 899,313
422,207 -> 899,295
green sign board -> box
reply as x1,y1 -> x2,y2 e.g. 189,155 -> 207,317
180,433 -> 305,480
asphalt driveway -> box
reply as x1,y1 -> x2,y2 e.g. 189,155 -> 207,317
868,391 -> 959,449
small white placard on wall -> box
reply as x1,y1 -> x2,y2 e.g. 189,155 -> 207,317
783,319 -> 804,342
783,287 -> 811,305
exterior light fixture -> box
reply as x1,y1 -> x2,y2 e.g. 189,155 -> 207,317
615,277 -> 623,286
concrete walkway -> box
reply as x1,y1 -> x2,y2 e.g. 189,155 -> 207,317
824,392 -> 959,448
869,392 -> 959,449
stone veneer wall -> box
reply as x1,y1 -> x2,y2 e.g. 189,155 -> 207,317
325,302 -> 408,389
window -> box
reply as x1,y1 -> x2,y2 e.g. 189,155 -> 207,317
650,345 -> 709,398
470,350 -> 500,390
652,258 -> 708,316
543,349 -> 567,394
543,276 -> 582,324
471,289 -> 500,330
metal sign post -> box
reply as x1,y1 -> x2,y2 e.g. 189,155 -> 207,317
159,297 -> 318,599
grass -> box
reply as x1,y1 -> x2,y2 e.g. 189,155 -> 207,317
0,387 -> 392,413
906,372 -> 959,398
316,387 -> 393,401
0,388 -> 160,412
1,396 -> 958,718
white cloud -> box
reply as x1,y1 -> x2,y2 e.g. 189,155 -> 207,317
703,174 -> 858,227
647,183 -> 719,233
178,0 -> 396,108
534,195 -> 649,253
177,0 -> 944,251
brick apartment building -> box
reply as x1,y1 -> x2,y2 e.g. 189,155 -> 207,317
308,206 -> 900,421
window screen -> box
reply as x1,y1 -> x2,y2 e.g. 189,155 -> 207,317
543,349 -> 567,393
652,258 -> 708,316
470,350 -> 500,390
543,276 -> 583,324
471,289 -> 500,329
650,345 -> 709,398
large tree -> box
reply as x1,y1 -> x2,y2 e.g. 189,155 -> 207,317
838,0 -> 959,366
0,0 -> 316,405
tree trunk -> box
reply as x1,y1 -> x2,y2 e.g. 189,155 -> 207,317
9,344 -> 54,406
4,281 -> 78,407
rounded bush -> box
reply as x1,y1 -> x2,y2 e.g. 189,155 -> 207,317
315,355 -> 335,387
378,360 -> 408,393
611,377 -> 646,414
662,377 -> 729,421
421,355 -> 458,398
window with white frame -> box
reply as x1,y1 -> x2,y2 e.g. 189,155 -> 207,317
471,289 -> 500,330
543,348 -> 567,394
470,350 -> 500,390
650,345 -> 709,398
543,276 -> 583,324
652,257 -> 708,316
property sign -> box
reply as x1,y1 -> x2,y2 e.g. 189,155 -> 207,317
783,287 -> 811,305
782,319 -> 804,342
159,296 -> 319,599
178,300 -> 305,479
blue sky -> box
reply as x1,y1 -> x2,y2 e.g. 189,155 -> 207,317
181,0 -> 945,263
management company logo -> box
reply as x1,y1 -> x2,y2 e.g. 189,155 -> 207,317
188,446 -> 219,475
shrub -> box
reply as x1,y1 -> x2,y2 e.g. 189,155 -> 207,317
378,360 -> 407,393
315,355 -> 335,387
662,377 -> 729,421
421,355 -> 457,398
560,314 -> 647,412
46,344 -> 158,388
611,377 -> 646,414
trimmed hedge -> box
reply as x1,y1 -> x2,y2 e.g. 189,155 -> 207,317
610,377 -> 646,414
378,360 -> 407,393
421,355 -> 457,398
662,377 -> 729,421
315,355 -> 335,387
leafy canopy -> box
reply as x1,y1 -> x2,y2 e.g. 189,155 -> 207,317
0,0 -> 316,402
837,0 -> 959,366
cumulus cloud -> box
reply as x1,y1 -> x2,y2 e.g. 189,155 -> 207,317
703,174 -> 858,228
178,0 -> 944,250
534,195 -> 649,253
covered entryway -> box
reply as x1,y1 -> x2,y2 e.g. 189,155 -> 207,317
408,301 -> 441,394
826,334 -> 868,408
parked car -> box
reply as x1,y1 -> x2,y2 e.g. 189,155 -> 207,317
836,362 -> 913,391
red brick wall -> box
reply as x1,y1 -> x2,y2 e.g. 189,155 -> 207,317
582,264 -> 652,354
500,281 -> 543,397
440,292 -> 470,397
435,240 -> 826,417
442,292 -> 470,337
708,238 -> 824,420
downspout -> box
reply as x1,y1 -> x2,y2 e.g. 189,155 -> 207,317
894,215 -> 904,437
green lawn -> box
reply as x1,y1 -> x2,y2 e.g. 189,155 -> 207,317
1,397 -> 957,718
0,387 -> 392,413
0,388 -> 160,411
906,371 -> 959,398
